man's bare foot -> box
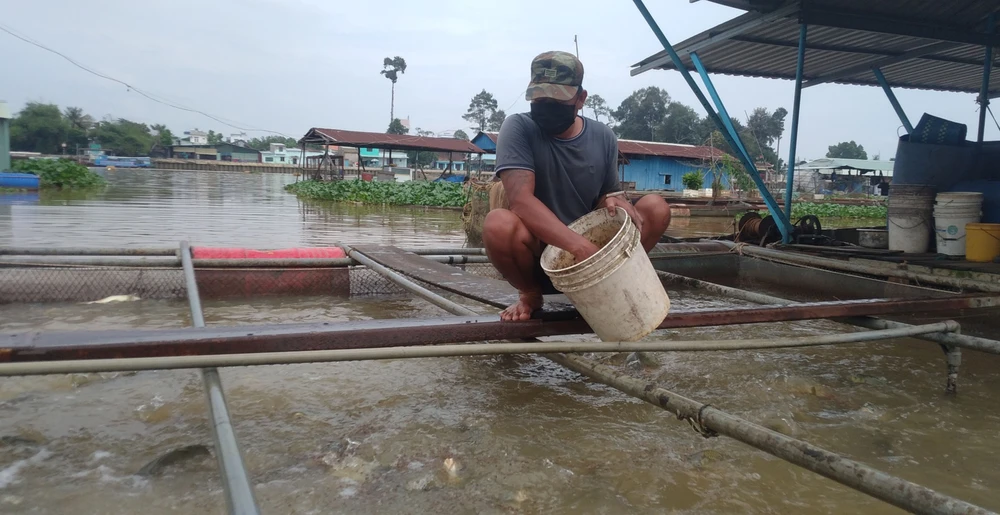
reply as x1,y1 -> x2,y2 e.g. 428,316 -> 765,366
500,291 -> 544,321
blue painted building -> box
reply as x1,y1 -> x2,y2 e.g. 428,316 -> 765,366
617,140 -> 728,192
472,131 -> 728,190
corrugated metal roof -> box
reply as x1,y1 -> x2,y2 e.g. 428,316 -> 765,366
617,139 -> 727,160
796,158 -> 895,171
301,128 -> 484,154
631,1 -> 1000,96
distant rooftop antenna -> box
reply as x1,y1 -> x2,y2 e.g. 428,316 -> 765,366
574,35 -> 579,58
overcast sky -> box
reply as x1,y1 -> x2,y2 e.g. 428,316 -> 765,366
3,0 -> 996,160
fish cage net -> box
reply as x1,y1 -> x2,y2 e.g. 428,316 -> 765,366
0,263 -> 503,304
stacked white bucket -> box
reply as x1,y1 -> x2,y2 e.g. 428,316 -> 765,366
887,185 -> 936,253
933,192 -> 984,255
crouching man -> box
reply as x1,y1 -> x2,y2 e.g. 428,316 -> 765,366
483,50 -> 671,322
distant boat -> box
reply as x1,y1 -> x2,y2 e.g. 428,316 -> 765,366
94,156 -> 151,168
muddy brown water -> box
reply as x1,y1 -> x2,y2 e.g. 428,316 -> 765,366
1,170 -> 998,514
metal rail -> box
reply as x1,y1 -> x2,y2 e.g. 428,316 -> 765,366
344,246 -> 481,316
180,241 -> 260,515
547,352 -> 992,515
0,322 -> 958,376
354,246 -> 991,515
6,296 -> 998,362
0,246 -> 486,256
0,254 -> 490,268
719,241 -> 1000,293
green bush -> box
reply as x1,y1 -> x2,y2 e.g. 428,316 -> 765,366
681,170 -> 705,190
285,179 -> 468,207
12,159 -> 106,189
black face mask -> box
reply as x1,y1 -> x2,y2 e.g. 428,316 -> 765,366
530,102 -> 578,135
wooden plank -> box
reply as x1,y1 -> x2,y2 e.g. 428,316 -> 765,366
351,245 -> 577,316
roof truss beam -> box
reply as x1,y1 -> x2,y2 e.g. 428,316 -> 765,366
802,41 -> 964,88
630,4 -> 797,76
799,6 -> 1000,47
730,36 -> 980,67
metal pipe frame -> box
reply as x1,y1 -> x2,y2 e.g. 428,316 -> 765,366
356,239 -> 991,515
630,0 -> 793,243
0,322 -> 958,376
785,24 -> 807,226
0,255 -> 491,268
978,13 -> 995,143
344,246 -> 480,316
6,296 -> 996,362
0,246 -> 487,257
548,352 -> 992,515
720,241 -> 1000,293
873,68 -> 914,133
180,241 -> 260,515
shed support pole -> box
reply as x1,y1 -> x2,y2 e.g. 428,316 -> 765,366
180,241 -> 260,515
632,0 -> 791,242
690,53 -> 753,170
784,24 -> 807,227
978,13 -> 995,143
873,68 -> 913,134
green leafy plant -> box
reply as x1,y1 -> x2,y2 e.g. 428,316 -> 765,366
12,158 -> 106,189
681,170 -> 705,190
790,202 -> 886,219
285,179 -> 468,208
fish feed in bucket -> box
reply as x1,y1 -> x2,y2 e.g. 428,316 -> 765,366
540,208 -> 670,342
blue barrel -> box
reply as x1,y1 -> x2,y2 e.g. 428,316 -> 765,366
0,172 -> 41,190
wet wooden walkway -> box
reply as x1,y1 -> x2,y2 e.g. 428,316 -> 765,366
351,246 -> 577,318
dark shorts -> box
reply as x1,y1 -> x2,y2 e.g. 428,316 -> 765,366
533,257 -> 560,295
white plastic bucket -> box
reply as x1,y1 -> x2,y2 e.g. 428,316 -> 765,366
887,184 -> 935,253
933,192 -> 984,256
540,208 -> 670,342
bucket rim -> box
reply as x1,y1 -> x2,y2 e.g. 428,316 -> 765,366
540,207 -> 631,274
966,223 -> 1000,229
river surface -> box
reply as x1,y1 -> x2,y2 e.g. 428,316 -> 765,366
0,170 -> 997,514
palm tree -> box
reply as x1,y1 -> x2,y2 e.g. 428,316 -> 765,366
380,56 -> 407,123
63,106 -> 94,131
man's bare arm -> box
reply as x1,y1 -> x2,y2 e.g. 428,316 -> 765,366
501,169 -> 597,260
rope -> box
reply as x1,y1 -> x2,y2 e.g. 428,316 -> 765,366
682,404 -> 719,438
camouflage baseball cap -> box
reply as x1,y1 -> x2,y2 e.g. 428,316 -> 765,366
524,51 -> 584,102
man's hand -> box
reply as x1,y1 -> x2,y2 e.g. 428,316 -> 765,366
569,238 -> 600,264
604,194 -> 643,233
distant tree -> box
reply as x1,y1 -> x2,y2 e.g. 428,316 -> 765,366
584,94 -> 612,123
453,129 -> 469,140
207,130 -> 225,145
380,56 -> 407,122
9,102 -> 70,154
246,136 -> 298,150
658,103 -> 702,145
463,89 -> 499,132
872,153 -> 880,160
487,109 -> 506,132
93,118 -> 155,156
150,124 -> 174,147
63,106 -> 94,132
414,128 -> 435,137
612,87 -> 670,141
387,118 -> 409,135
826,140 -> 867,159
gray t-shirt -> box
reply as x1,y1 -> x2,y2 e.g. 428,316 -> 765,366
494,113 -> 619,225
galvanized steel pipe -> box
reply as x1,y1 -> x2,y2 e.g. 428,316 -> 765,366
656,270 -> 1000,355
344,246 -> 480,316
0,255 -> 490,268
0,322 -> 958,376
718,241 -> 1000,293
547,352 -> 993,515
180,241 -> 260,515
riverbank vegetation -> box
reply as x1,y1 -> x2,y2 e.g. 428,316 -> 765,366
286,179 -> 467,208
12,159 -> 106,189
746,202 -> 887,220
790,202 -> 886,219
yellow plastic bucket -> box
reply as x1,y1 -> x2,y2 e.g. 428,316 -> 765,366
965,223 -> 1000,262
